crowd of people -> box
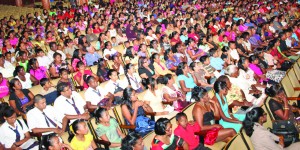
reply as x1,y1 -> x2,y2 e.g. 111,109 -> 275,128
0,0 -> 300,149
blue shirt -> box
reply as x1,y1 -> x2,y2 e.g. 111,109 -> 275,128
85,52 -> 101,66
210,57 -> 225,75
180,35 -> 188,43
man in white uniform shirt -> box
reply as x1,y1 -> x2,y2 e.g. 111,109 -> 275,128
27,94 -> 68,135
84,76 -> 114,111
54,82 -> 90,125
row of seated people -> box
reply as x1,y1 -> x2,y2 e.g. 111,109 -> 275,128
0,66 -> 300,149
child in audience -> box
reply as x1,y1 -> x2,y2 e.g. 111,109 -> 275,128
95,108 -> 125,150
40,78 -> 57,105
57,68 -> 76,91
68,119 -> 97,150
174,112 -> 210,150
18,51 -> 29,72
36,49 -> 51,69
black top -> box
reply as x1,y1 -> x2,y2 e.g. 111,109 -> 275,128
138,64 -> 155,79
203,111 -> 215,125
9,89 -> 33,113
269,99 -> 283,120
279,39 -> 288,52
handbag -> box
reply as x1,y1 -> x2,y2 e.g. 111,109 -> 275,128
270,120 -> 299,147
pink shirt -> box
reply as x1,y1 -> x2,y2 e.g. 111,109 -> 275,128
74,70 -> 92,89
72,58 -> 87,72
29,66 -> 47,81
9,37 -> 19,47
0,78 -> 9,98
174,123 -> 201,150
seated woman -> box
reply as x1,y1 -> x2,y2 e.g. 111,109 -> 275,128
74,61 -> 99,90
103,41 -> 119,61
138,57 -> 158,79
0,104 -> 39,150
96,58 -> 110,82
265,85 -> 300,127
42,133 -> 72,150
152,53 -> 173,76
57,68 -> 76,91
164,49 -> 181,71
105,69 -> 127,105
124,63 -> 143,93
68,119 -> 97,150
141,77 -> 177,120
176,62 -> 197,102
28,58 -> 49,81
111,55 -> 124,75
243,107 -> 300,149
124,46 -> 139,68
84,76 -> 114,111
225,65 -> 266,107
192,86 -> 236,144
160,74 -> 188,111
71,49 -> 87,72
121,132 -> 146,150
248,55 -> 275,84
122,87 -> 155,136
189,62 -> 213,91
49,52 -> 73,78
0,72 -> 10,99
14,66 -> 38,89
9,78 -> 34,118
151,118 -> 189,150
95,108 -> 125,150
212,81 -> 245,133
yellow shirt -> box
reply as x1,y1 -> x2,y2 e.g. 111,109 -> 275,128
70,133 -> 93,150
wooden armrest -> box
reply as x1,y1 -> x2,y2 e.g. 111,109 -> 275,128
204,76 -> 211,80
162,101 -> 173,105
145,112 -> 156,116
119,125 -> 136,130
194,130 -> 208,136
94,139 -> 111,149
294,87 -> 300,91
75,86 -> 84,91
30,132 -> 42,138
287,97 -> 300,101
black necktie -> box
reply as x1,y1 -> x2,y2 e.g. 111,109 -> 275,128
9,125 -> 20,142
66,98 -> 81,114
42,112 -> 61,129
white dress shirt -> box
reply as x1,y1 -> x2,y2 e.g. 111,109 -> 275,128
47,50 -> 66,62
104,79 -> 127,94
54,91 -> 86,124
103,48 -> 117,60
0,60 -> 15,78
0,119 -> 38,149
85,86 -> 108,105
15,73 -> 32,89
27,106 -> 64,135
123,73 -> 142,91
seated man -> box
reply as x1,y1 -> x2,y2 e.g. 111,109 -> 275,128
27,94 -> 68,135
54,82 -> 90,125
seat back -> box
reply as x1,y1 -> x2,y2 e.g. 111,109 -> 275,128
50,78 -> 60,87
29,85 -> 43,95
287,69 -> 300,88
261,104 -> 273,129
90,65 -> 98,74
1,95 -> 9,103
169,116 -> 177,133
182,102 -> 196,121
240,128 -> 255,150
60,131 -> 71,145
281,76 -> 296,97
293,64 -> 300,80
113,105 -> 128,134
223,133 -> 248,150
264,97 -> 275,122
143,131 -> 155,149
